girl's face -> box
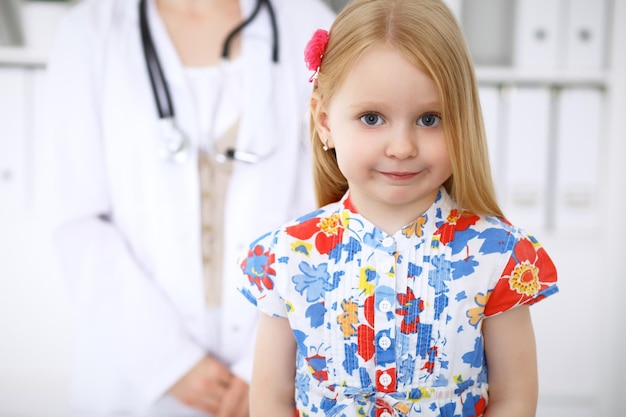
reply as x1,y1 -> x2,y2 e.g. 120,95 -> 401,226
314,45 -> 452,233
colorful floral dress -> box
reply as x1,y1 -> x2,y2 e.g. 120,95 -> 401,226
238,188 -> 558,417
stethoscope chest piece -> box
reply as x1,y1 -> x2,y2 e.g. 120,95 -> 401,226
140,0 -> 279,164
158,117 -> 190,163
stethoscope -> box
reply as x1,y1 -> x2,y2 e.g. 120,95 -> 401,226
139,0 -> 279,164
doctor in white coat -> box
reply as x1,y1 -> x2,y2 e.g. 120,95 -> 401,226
41,0 -> 335,415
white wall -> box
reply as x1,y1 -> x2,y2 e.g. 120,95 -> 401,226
0,203 -> 73,417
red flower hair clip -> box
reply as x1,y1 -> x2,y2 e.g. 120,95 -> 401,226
304,29 -> 329,84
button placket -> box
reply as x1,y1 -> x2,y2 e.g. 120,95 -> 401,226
373,236 -> 397,394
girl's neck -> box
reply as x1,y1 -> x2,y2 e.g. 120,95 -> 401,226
156,0 -> 238,13
155,0 -> 242,67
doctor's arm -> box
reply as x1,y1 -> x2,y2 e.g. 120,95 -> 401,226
250,313 -> 296,417
40,9 -> 207,411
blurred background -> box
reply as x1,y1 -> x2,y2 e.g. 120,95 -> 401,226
0,0 -> 624,416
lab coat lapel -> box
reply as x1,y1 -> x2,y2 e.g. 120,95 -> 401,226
238,0 -> 277,155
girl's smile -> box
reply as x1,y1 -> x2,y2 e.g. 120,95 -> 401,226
378,170 -> 420,181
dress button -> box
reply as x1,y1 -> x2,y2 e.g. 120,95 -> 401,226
379,335 -> 391,349
380,412 -> 392,417
382,236 -> 394,246
378,299 -> 392,312
379,372 -> 392,387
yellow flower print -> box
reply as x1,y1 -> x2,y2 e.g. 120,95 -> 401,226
291,240 -> 312,256
319,213 -> 341,235
337,299 -> 359,339
359,266 -> 376,295
406,387 -> 434,403
509,261 -> 541,295
467,292 -> 489,328
402,215 -> 427,239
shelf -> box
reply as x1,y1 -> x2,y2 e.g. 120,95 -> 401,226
0,1 -> 71,67
475,66 -> 608,88
0,46 -> 49,67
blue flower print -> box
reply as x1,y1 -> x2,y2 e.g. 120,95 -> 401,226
306,302 -> 327,328
428,255 -> 452,294
343,343 -> 359,375
328,236 -> 362,264
478,227 -> 515,255
462,337 -> 484,368
292,261 -> 340,302
295,372 -> 311,406
451,256 -> 479,279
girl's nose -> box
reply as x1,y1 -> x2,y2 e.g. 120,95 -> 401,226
385,126 -> 418,159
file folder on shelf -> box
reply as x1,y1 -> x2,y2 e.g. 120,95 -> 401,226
563,0 -> 608,70
501,87 -> 552,232
461,0 -> 515,66
553,87 -> 602,233
513,0 -> 562,70
478,86 -> 504,199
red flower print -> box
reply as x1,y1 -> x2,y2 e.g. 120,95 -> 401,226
357,295 -> 375,361
396,288 -> 424,334
434,210 -> 480,245
285,214 -> 344,255
485,237 -> 558,316
306,353 -> 329,383
240,244 -> 275,292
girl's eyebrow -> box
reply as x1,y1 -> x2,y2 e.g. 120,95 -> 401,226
348,98 -> 441,106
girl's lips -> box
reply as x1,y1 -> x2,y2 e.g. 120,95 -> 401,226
380,171 -> 419,180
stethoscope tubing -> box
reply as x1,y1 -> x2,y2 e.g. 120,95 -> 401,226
138,0 -> 279,163
139,0 -> 174,119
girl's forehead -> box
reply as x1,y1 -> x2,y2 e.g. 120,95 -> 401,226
329,45 -> 441,109
344,45 -> 432,86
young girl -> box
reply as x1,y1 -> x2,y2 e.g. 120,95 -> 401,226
238,0 -> 558,416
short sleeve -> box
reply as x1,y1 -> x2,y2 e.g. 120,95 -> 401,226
484,234 -> 558,317
237,231 -> 289,318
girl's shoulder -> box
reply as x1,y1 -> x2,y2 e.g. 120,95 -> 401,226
246,200 -> 345,256
434,209 -> 548,256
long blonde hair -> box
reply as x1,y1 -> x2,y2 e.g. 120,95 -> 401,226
310,0 -> 502,217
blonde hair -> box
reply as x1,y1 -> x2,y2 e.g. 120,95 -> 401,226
310,0 -> 503,217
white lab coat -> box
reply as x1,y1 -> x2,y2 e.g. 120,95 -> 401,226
40,0 -> 335,415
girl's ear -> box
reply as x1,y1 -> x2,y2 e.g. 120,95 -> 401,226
310,93 -> 334,149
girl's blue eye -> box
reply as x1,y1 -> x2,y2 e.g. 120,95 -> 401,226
360,113 -> 383,126
418,113 -> 441,127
